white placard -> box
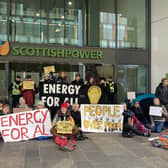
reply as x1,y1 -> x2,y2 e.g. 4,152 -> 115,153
127,92 -> 136,100
81,104 -> 124,133
149,106 -> 162,117
0,109 -> 51,143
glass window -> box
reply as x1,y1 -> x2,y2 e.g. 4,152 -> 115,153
87,0 -> 115,48
117,0 -> 146,49
48,0 -> 83,46
0,0 -> 7,41
10,0 -> 47,43
117,65 -> 148,102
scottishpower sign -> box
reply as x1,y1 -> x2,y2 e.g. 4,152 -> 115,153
12,46 -> 103,60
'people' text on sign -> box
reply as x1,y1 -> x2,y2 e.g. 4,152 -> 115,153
0,109 -> 51,142
81,104 -> 124,133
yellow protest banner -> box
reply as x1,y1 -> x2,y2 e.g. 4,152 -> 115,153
43,66 -> 55,74
23,81 -> 34,90
57,121 -> 73,134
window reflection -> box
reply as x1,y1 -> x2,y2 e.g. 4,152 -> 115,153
0,0 -> 7,41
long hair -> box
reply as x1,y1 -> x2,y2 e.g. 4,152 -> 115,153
57,109 -> 71,117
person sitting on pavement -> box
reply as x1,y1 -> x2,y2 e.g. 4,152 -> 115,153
122,103 -> 150,137
36,101 -> 45,109
131,101 -> 151,129
51,102 -> 78,152
2,104 -> 11,115
151,98 -> 168,133
18,97 -> 29,108
71,104 -> 88,141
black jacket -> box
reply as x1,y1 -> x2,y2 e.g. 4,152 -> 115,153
71,80 -> 84,86
155,83 -> 168,105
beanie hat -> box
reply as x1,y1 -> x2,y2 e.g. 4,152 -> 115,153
61,102 -> 68,109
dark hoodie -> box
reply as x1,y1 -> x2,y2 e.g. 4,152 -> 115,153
155,83 -> 168,105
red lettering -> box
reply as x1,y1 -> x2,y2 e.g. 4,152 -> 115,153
41,110 -> 49,123
11,128 -> 20,140
21,127 -> 29,139
1,129 -> 9,137
26,113 -> 33,124
42,124 -> 48,135
1,116 -> 9,127
34,110 -> 41,123
18,113 -> 26,126
33,125 -> 43,137
9,115 -> 18,127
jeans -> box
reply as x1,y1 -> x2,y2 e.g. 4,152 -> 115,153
151,121 -> 164,133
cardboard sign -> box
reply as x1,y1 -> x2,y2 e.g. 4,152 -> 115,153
23,81 -> 34,90
43,66 -> 55,74
81,104 -> 124,133
57,121 -> 73,134
149,106 -> 162,116
13,108 -> 32,113
0,109 -> 51,142
127,92 -> 136,100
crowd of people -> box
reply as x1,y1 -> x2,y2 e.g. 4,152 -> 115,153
0,70 -> 168,152
122,78 -> 168,138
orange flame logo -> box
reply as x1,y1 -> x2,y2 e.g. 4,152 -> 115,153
0,41 -> 9,56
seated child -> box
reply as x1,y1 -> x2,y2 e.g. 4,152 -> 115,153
51,102 -> 78,152
151,98 -> 168,133
122,103 -> 150,137
71,104 -> 88,140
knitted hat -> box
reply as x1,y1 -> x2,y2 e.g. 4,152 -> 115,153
61,102 -> 68,109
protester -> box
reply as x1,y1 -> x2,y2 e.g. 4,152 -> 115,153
71,104 -> 88,140
71,74 -> 84,85
107,76 -> 117,104
99,77 -> 109,104
57,71 -> 68,84
21,75 -> 36,108
155,78 -> 168,110
122,103 -> 150,137
9,75 -> 22,107
37,101 -> 45,109
38,73 -> 51,99
49,71 -> 57,82
131,101 -> 151,128
18,97 -> 28,108
86,76 -> 95,86
65,100 -> 73,112
51,102 -> 78,152
2,104 -> 11,115
151,98 -> 168,133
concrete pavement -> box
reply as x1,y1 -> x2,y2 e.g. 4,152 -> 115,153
0,133 -> 167,168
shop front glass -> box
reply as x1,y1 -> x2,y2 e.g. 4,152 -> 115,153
117,65 -> 148,102
0,0 -> 7,41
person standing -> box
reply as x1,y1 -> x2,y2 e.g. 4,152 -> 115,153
9,75 -> 22,107
71,74 -> 84,85
57,71 -> 68,84
155,78 -> 168,110
21,75 -> 36,108
107,76 -> 117,104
